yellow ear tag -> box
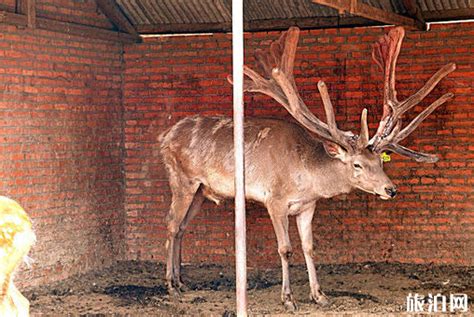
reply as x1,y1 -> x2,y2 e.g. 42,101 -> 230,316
381,152 -> 391,163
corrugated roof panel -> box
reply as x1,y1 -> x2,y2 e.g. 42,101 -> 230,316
144,1 -> 172,24
214,0 -> 232,21
135,0 -> 156,24
135,1 -> 158,24
244,0 -> 340,20
115,0 -> 474,32
184,1 -> 206,23
117,0 -> 146,25
117,0 -> 345,25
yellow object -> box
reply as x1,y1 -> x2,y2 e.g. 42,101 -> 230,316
0,196 -> 35,317
381,152 -> 391,163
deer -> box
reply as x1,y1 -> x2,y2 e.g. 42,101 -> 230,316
0,196 -> 36,317
159,26 -> 455,310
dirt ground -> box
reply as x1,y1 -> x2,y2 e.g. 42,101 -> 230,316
25,261 -> 472,316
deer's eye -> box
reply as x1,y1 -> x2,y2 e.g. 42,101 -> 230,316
354,163 -> 363,169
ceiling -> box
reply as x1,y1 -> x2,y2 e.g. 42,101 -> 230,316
109,0 -> 474,34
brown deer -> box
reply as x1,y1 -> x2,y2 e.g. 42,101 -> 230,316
160,27 -> 455,309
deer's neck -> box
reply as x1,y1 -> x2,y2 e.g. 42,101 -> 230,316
309,154 -> 353,199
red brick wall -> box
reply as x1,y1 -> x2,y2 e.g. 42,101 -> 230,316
124,22 -> 473,267
0,19 -> 125,286
36,0 -> 114,29
0,0 -> 16,11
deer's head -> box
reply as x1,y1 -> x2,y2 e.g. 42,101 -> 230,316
323,133 -> 396,200
228,27 -> 455,200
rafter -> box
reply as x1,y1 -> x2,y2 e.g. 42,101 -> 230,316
313,0 -> 425,30
402,0 -> 425,24
96,0 -> 140,41
0,10 -> 136,43
137,16 -> 381,34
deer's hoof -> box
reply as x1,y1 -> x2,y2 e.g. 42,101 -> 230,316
177,281 -> 190,292
284,300 -> 298,311
311,292 -> 329,307
168,286 -> 182,299
282,294 -> 298,311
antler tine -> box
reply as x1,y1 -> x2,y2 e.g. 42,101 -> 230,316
358,108 -> 369,148
384,143 -> 439,163
397,63 -> 456,115
394,92 -> 454,144
317,81 -> 353,150
375,27 -> 404,107
279,27 -> 298,76
272,68 -> 334,140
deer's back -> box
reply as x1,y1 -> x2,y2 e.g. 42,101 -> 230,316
160,116 -> 327,204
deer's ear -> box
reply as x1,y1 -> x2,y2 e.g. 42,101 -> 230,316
323,142 -> 348,161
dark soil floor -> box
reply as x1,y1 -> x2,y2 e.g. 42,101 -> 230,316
25,261 -> 473,316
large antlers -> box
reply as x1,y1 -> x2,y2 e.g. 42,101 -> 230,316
227,27 -> 357,151
369,27 -> 456,162
229,27 -> 455,162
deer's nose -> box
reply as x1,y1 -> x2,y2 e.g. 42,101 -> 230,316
385,187 -> 397,198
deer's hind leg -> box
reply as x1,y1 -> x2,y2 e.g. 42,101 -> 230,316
166,173 -> 201,296
172,185 -> 204,291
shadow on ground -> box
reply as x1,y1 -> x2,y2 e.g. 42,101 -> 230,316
25,261 -> 473,315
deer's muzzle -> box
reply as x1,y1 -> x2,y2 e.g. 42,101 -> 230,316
384,186 -> 397,198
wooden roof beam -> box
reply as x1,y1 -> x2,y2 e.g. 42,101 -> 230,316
402,0 -> 425,25
313,0 -> 426,30
137,16 -> 381,34
0,10 -> 28,27
96,0 -> 141,42
0,10 -> 137,43
16,0 -> 36,28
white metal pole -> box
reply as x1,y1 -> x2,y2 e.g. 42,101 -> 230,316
232,0 -> 247,316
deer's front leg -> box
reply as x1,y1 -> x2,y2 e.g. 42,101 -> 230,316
296,205 -> 329,306
269,211 -> 297,311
